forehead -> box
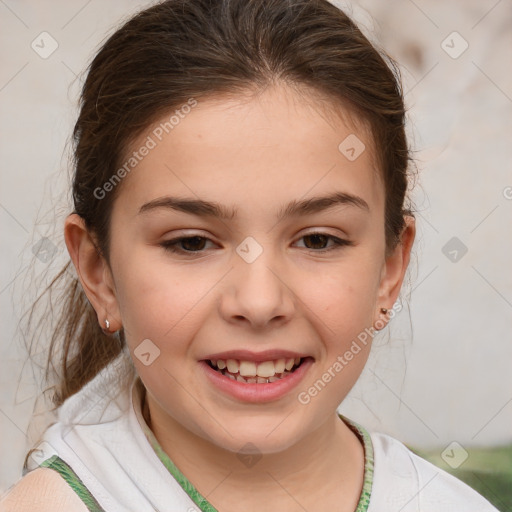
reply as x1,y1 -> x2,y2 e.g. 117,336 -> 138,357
112,83 -> 383,221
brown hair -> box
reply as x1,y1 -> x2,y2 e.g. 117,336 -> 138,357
23,0 -> 414,440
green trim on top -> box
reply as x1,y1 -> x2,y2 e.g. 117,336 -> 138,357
39,455 -> 106,512
340,414 -> 374,512
138,391 -> 374,512
141,429 -> 218,512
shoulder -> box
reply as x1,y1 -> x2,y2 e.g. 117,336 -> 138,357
368,432 -> 499,512
0,468 -> 89,512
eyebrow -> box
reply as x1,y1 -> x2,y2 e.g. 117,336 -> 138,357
138,191 -> 369,221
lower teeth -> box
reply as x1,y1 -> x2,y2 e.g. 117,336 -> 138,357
220,368 -> 294,384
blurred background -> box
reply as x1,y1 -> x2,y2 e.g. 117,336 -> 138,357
1,0 -> 511,509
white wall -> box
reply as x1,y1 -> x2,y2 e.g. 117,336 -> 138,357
1,0 -> 511,492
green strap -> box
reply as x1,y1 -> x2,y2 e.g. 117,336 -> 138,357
141,411 -> 374,512
144,432 -> 219,512
39,455 -> 106,512
340,414 -> 374,512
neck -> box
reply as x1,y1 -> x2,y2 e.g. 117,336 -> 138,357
141,386 -> 365,511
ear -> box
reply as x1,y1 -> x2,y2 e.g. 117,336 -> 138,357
374,215 -> 415,327
64,213 -> 122,332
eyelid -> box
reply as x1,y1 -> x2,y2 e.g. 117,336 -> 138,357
159,230 -> 353,256
160,229 -> 215,243
294,231 -> 353,250
159,235 -> 216,256
299,227 -> 350,239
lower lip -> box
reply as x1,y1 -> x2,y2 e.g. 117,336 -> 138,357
199,358 -> 314,403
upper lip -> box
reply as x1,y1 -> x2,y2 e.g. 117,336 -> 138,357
201,349 -> 313,363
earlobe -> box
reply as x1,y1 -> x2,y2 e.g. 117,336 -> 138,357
373,307 -> 390,331
63,213 -> 122,332
375,216 -> 416,326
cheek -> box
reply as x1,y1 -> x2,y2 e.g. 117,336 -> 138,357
299,263 -> 380,406
304,254 -> 382,336
113,247 -> 218,348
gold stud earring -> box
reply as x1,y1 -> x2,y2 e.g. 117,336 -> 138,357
380,308 -> 388,314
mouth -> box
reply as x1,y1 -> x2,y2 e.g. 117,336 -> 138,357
199,352 -> 315,403
204,356 -> 311,384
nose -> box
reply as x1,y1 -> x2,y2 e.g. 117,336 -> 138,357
219,241 -> 295,330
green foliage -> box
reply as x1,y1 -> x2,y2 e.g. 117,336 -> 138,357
407,444 -> 512,511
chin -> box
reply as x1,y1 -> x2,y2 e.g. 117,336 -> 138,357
195,414 -> 308,456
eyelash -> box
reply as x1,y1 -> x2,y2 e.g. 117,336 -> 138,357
159,232 -> 353,255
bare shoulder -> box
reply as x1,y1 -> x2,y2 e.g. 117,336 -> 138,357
0,468 -> 89,512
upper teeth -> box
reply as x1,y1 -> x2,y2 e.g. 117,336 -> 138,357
211,357 -> 301,378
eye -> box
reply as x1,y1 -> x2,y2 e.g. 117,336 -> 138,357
295,232 -> 353,252
159,231 -> 353,256
159,235 -> 216,254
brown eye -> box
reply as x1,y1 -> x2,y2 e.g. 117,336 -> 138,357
303,233 -> 330,250
296,232 -> 353,252
160,236 -> 213,253
179,236 -> 207,251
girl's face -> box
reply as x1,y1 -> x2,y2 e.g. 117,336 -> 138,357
72,84 -> 413,454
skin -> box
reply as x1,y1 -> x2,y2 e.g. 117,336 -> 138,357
64,83 -> 415,511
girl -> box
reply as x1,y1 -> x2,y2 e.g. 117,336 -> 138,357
1,0 -> 500,510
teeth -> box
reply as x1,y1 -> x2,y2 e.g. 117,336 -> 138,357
226,359 -> 239,373
209,356 -> 305,383
256,361 -> 275,378
239,360 -> 257,377
274,358 -> 286,373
